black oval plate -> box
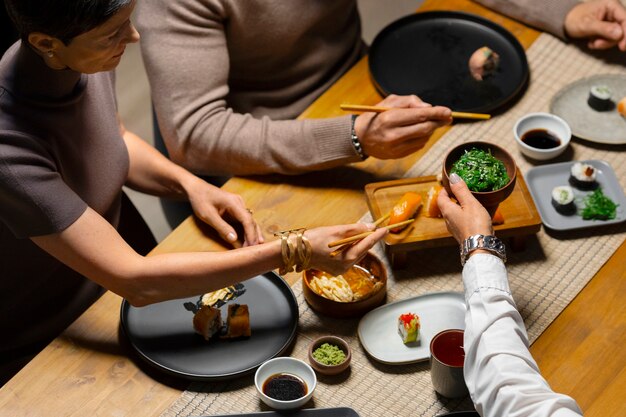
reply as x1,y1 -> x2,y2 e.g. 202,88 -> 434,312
120,272 -> 298,381
369,11 -> 529,113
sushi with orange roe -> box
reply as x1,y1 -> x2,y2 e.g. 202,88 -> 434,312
397,312 -> 420,344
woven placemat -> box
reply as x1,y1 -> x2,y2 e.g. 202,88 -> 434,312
161,33 -> 626,417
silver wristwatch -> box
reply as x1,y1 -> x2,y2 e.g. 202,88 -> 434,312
460,234 -> 506,266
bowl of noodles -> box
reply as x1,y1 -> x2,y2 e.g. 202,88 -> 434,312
302,252 -> 387,318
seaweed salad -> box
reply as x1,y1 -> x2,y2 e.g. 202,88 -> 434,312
451,148 -> 510,192
581,188 -> 618,220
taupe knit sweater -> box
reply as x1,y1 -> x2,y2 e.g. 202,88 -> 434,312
136,0 -> 578,176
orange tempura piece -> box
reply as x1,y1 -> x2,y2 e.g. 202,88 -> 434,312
389,192 -> 422,232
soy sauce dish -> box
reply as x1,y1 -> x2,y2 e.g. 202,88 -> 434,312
254,357 -> 316,410
513,112 -> 571,161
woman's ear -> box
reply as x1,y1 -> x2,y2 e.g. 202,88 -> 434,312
27,32 -> 63,57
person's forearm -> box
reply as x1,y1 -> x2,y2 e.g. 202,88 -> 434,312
473,0 -> 579,39
462,254 -> 583,417
33,208 -> 285,307
122,240 -> 283,306
122,125 -> 199,200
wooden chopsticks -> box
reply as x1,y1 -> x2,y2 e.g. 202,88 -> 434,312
328,218 -> 415,248
339,104 -> 491,120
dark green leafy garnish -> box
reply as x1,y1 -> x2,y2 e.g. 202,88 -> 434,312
581,188 -> 618,220
451,148 -> 510,192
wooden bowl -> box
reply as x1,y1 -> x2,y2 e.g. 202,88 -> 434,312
308,336 -> 352,376
302,252 -> 387,318
441,141 -> 517,216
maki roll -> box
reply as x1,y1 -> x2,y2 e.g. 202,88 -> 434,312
193,305 -> 223,341
587,85 -> 612,111
569,162 -> 598,190
397,312 -> 420,344
551,185 -> 576,215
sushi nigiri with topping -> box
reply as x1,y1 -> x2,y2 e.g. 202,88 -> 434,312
551,185 -> 576,215
468,46 -> 500,81
569,162 -> 598,190
397,312 -> 420,344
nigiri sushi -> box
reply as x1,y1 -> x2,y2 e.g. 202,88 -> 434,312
425,185 -> 443,218
492,207 -> 505,225
389,192 -> 422,232
468,46 -> 500,81
397,312 -> 420,344
617,97 -> 626,117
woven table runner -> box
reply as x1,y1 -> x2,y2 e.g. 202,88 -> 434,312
162,33 -> 626,417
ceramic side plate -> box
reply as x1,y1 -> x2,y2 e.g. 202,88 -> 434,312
525,160 -> 626,231
358,292 -> 465,364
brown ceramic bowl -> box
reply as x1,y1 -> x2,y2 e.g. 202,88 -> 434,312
441,141 -> 517,216
302,252 -> 387,318
308,335 -> 352,376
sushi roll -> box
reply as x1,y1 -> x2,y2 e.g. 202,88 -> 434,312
397,312 -> 420,344
193,305 -> 223,341
220,303 -> 251,339
551,185 -> 576,215
587,85 -> 612,111
468,46 -> 500,81
569,162 -> 598,190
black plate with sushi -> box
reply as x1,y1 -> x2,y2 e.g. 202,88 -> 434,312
525,160 -> 626,231
120,272 -> 298,381
368,11 -> 529,114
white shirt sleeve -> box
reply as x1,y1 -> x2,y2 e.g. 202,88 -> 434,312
462,253 -> 583,417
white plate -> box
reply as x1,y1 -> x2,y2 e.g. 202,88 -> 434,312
357,292 -> 465,364
525,160 -> 626,231
550,74 -> 626,144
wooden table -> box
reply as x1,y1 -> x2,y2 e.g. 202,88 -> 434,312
1,1 -> 625,416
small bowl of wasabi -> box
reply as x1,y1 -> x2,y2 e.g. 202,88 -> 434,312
308,336 -> 351,376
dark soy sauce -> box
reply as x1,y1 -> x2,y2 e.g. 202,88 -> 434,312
521,129 -> 561,149
262,373 -> 307,401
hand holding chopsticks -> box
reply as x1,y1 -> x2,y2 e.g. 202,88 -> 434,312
328,218 -> 414,248
340,104 -> 490,120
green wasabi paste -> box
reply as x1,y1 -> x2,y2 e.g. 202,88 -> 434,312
312,343 -> 346,365
451,148 -> 510,192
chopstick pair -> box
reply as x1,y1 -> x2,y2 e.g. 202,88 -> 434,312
327,217 -> 414,257
339,104 -> 491,120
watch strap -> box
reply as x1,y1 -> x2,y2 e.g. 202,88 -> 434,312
460,234 -> 506,266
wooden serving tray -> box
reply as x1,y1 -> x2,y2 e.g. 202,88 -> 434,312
365,174 -> 542,259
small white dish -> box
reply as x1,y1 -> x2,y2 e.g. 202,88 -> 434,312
254,357 -> 316,410
513,112 -> 571,160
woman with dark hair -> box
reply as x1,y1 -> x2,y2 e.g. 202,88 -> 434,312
0,0 -> 387,384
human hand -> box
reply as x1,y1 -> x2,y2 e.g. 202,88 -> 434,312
187,180 -> 264,247
354,95 -> 452,159
437,173 -> 493,244
564,0 -> 626,51
304,223 -> 388,276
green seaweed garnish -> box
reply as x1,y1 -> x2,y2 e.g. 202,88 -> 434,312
450,148 -> 510,192
581,188 -> 618,220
